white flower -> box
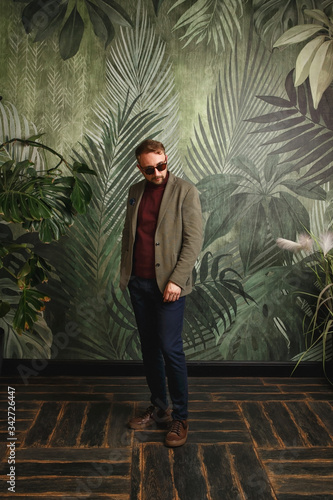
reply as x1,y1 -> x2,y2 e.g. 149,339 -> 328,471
297,234 -> 313,253
276,237 -> 303,252
276,234 -> 314,253
319,232 -> 333,256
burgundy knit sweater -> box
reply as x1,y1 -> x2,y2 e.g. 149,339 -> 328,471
132,175 -> 168,279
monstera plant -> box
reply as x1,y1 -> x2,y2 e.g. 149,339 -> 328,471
0,135 -> 96,338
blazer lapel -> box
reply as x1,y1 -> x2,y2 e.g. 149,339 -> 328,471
156,172 -> 176,230
130,181 -> 145,239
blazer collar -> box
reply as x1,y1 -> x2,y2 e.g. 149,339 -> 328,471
131,172 -> 177,229
157,172 -> 176,229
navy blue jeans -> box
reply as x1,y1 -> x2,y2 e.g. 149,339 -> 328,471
128,276 -> 188,420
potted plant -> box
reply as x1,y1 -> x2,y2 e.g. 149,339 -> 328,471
0,135 -> 96,361
277,233 -> 333,382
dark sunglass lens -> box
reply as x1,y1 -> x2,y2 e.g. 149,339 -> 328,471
142,162 -> 166,174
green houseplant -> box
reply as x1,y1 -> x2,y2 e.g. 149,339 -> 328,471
277,232 -> 333,382
0,135 -> 96,347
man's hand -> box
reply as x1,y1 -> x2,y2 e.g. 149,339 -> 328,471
163,281 -> 182,302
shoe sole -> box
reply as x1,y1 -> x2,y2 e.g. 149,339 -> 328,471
165,435 -> 188,447
165,437 -> 187,447
165,427 -> 189,447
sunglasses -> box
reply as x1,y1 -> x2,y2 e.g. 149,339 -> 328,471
139,161 -> 167,175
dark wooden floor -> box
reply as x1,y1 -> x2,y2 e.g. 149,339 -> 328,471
0,374 -> 333,499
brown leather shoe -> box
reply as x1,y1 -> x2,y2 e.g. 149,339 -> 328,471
165,419 -> 189,447
128,405 -> 172,430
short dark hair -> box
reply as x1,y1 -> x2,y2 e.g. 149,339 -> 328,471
135,139 -> 165,161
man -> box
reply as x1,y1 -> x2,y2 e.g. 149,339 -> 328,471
120,139 -> 202,447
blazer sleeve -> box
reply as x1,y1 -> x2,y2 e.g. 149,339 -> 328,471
168,184 -> 203,289
119,186 -> 135,292
121,190 -> 131,259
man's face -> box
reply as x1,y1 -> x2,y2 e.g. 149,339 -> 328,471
137,151 -> 168,185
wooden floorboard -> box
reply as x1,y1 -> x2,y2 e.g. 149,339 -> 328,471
0,376 -> 332,498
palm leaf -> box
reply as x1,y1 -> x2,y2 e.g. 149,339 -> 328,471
152,0 -> 165,15
187,17 -> 282,182
183,252 -> 255,345
170,0 -> 243,52
93,0 -> 182,175
291,336 -> 333,362
246,70 -> 333,186
219,264 -> 316,360
0,100 -> 42,166
253,0 -> 333,50
268,193 -> 310,241
239,203 -> 268,275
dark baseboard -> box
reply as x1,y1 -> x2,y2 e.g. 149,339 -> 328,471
1,358 -> 331,379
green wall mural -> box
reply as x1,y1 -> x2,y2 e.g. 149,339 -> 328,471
1,0 -> 333,363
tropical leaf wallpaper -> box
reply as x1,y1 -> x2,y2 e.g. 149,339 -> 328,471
1,0 -> 333,362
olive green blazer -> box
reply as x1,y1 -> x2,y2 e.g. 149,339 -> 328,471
120,172 -> 203,296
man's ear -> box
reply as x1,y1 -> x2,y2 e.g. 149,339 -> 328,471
165,154 -> 168,162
